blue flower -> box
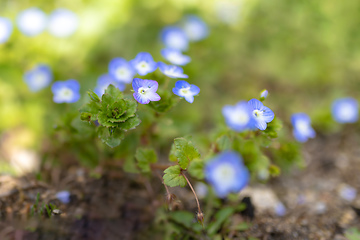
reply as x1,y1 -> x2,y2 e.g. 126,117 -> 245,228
132,78 -> 161,104
332,97 -> 358,123
248,99 -> 274,130
0,17 -> 13,44
130,52 -> 157,76
161,48 -> 191,66
94,74 -> 125,96
260,89 -> 268,99
339,185 -> 357,202
172,80 -> 200,103
51,79 -> 80,103
17,8 -> 47,36
48,9 -> 78,38
181,15 -> 209,42
291,113 -> 315,142
222,101 -> 254,132
205,151 -> 249,198
274,202 -> 286,216
55,191 -> 71,204
160,26 -> 189,51
24,64 -> 53,92
108,58 -> 135,84
158,62 -> 188,79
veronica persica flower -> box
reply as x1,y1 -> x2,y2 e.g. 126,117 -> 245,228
291,113 -> 315,142
222,101 -> 254,132
132,78 -> 160,104
161,48 -> 191,66
181,15 -> 208,42
205,151 -> 249,198
51,79 -> 80,103
94,74 -> 125,96
172,80 -> 200,103
331,97 -> 358,123
158,62 -> 188,79
108,58 -> 135,84
161,26 -> 188,51
56,191 -> 71,204
48,9 -> 78,38
24,64 -> 53,92
260,89 -> 268,99
339,185 -> 357,202
17,8 -> 47,36
130,52 -> 157,76
248,99 -> 274,130
0,17 -> 12,44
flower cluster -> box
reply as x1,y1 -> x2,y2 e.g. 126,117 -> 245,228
0,7 -> 78,43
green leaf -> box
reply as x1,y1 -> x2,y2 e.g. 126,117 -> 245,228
345,228 -> 360,240
79,101 -> 101,121
135,148 -> 158,173
169,143 -> 177,162
97,126 -> 125,148
117,115 -> 141,130
114,99 -> 137,122
163,165 -> 187,187
104,84 -> 124,100
80,112 -> 92,121
216,135 -> 232,151
269,164 -> 281,177
88,90 -> 101,103
188,160 -> 204,179
149,89 -> 178,113
123,156 -> 139,173
106,99 -> 127,121
207,207 -> 235,235
173,138 -> 201,169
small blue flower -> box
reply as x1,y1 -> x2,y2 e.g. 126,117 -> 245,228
205,151 -> 249,198
339,185 -> 357,202
172,80 -> 200,103
248,99 -> 275,130
260,89 -> 268,99
130,52 -> 158,76
108,58 -> 135,84
181,15 -> 209,42
158,62 -> 188,79
48,9 -> 78,38
55,191 -> 71,204
161,48 -> 191,66
132,78 -> 161,104
17,8 -> 47,36
161,26 -> 189,51
94,74 -> 125,96
222,101 -> 254,132
0,17 -> 13,44
24,64 -> 53,92
274,202 -> 286,216
332,97 -> 358,123
291,113 -> 316,142
51,79 -> 80,103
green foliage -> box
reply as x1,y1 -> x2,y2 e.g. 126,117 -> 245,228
80,84 -> 141,147
345,227 -> 360,240
30,193 -> 59,218
163,165 -> 187,187
207,207 -> 235,235
188,160 -> 205,180
149,89 -> 178,113
172,137 -> 201,169
135,147 -> 158,173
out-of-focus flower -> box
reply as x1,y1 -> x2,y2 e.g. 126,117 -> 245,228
172,80 -> 200,103
339,184 -> 357,202
24,64 -> 53,92
161,48 -> 191,66
248,99 -> 274,130
291,113 -> 316,142
274,202 -> 286,216
56,191 -> 71,204
161,26 -> 188,51
181,15 -> 208,42
158,62 -> 188,79
194,182 -> 208,199
222,101 -> 254,132
51,79 -> 80,103
48,9 -> 78,38
132,78 -> 160,104
205,151 -> 249,198
215,0 -> 242,25
17,8 -> 47,36
332,97 -> 358,123
108,58 -> 135,84
130,52 -> 157,76
0,17 -> 13,43
260,89 -> 268,100
94,74 -> 125,96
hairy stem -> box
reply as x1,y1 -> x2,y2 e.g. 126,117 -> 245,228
181,172 -> 202,214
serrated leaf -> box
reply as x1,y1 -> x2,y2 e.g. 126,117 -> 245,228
216,135 -> 232,151
117,115 -> 141,131
88,90 -> 101,102
169,143 -> 177,162
115,99 -> 137,122
163,165 -> 187,187
79,101 -> 101,121
188,160 -> 204,179
173,138 -> 201,169
149,89 -> 178,113
97,126 -> 125,148
104,84 -> 124,100
135,148 -> 158,173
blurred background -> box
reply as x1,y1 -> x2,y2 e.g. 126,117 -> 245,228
1,0 -> 360,175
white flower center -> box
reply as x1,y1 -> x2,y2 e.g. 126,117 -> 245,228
253,110 -> 263,118
230,109 -> 249,125
180,87 -> 190,95
0,22 -> 8,40
58,87 -> 73,100
213,163 -> 236,186
138,87 -> 148,95
138,61 -> 149,70
33,73 -> 47,87
115,67 -> 128,79
295,120 -> 309,134
338,103 -> 356,120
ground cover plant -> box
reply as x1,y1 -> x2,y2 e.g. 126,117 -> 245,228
1,0 -> 360,239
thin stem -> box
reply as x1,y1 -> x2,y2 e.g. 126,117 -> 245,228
181,172 -> 202,214
155,171 -> 170,196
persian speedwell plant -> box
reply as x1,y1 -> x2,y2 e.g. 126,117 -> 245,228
51,79 -> 80,103
161,48 -> 191,66
172,80 -> 200,103
24,64 -> 53,92
0,17 -> 13,44
291,113 -> 316,142
331,97 -> 358,123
